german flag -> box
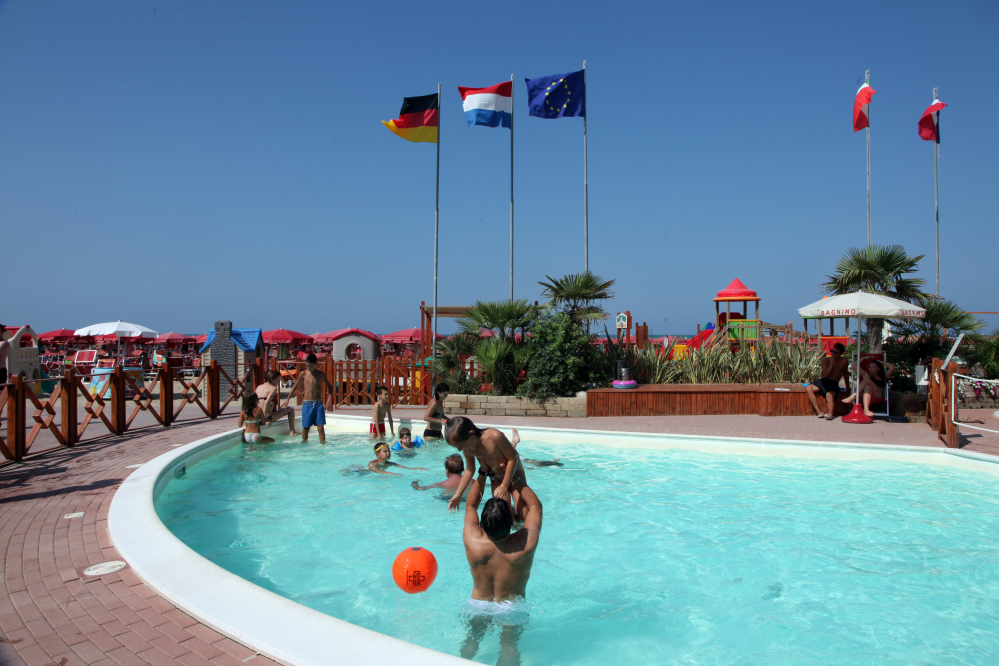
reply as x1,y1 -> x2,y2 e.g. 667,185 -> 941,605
382,93 -> 439,143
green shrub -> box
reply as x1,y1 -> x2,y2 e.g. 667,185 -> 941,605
518,312 -> 596,404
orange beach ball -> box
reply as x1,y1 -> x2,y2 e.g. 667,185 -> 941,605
392,547 -> 438,594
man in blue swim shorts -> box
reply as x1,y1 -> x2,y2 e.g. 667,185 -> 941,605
460,472 -> 542,664
285,354 -> 333,443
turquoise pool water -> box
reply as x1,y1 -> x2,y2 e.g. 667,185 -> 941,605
155,433 -> 999,665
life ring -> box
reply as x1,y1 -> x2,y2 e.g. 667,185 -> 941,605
612,380 -> 638,389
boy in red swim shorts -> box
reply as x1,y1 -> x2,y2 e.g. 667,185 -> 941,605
370,385 -> 394,438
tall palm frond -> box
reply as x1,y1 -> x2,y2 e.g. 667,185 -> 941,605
538,271 -> 616,327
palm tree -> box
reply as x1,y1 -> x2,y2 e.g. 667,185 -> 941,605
538,271 -> 616,329
456,300 -> 536,341
822,245 -> 928,352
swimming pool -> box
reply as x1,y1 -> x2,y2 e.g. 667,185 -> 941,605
143,420 -> 999,666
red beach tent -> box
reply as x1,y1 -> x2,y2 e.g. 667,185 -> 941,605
39,329 -> 86,343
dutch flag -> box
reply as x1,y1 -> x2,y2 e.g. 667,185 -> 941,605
458,81 -> 512,129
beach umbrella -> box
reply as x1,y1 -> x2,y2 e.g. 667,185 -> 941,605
381,328 -> 444,345
75,321 -> 158,365
262,329 -> 314,344
798,292 -> 925,423
154,332 -> 197,346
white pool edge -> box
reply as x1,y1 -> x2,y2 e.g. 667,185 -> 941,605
108,414 -> 999,666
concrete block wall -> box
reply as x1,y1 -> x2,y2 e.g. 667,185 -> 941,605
443,393 -> 587,418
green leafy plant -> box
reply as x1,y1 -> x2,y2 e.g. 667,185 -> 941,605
538,271 -> 616,330
456,300 -> 536,341
822,244 -> 929,352
960,331 -> 999,380
518,311 -> 599,404
431,332 -> 482,395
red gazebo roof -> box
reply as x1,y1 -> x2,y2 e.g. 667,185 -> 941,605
381,328 -> 444,344
713,278 -> 760,302
316,328 -> 381,344
262,328 -> 314,344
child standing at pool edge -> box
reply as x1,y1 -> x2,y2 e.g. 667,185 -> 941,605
285,353 -> 333,444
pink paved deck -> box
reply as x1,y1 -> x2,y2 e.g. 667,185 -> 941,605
2,408 -> 998,665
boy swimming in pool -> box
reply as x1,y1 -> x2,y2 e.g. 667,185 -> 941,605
368,442 -> 427,476
392,427 -> 424,451
285,353 -> 333,443
370,385 -> 395,438
411,454 -> 464,492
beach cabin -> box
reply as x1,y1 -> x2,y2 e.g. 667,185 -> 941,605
3,326 -> 41,381
199,322 -> 264,392
317,328 -> 381,361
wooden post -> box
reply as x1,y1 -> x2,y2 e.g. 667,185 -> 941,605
160,360 -> 173,426
296,361 -> 305,406
942,361 -> 960,448
209,360 -> 220,419
8,375 -> 26,462
112,366 -> 126,436
254,357 -> 264,391
61,367 -> 77,447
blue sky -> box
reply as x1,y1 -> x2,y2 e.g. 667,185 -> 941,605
2,0 -> 997,336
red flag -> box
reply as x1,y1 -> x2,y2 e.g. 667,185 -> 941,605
853,83 -> 876,132
918,99 -> 947,142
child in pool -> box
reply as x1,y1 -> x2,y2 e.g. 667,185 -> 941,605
238,394 -> 274,444
392,427 -> 425,451
368,442 -> 427,477
412,454 -> 465,492
370,385 -> 395,438
445,418 -> 527,514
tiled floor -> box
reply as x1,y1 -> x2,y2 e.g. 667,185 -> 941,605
2,407 -> 998,665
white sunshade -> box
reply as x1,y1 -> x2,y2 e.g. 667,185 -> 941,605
797,292 -> 926,320
74,321 -> 159,338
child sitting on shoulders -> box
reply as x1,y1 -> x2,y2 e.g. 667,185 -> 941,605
238,394 -> 274,444
392,427 -> 425,451
412,454 -> 464,492
368,442 -> 427,476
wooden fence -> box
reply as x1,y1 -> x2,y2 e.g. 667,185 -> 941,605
0,359 -> 261,463
926,357 -> 959,448
586,383 -> 814,417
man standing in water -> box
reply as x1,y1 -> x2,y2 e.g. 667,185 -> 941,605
461,472 -> 543,665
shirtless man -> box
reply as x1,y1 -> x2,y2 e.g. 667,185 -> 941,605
460,473 -> 542,665
284,354 -> 332,443
806,343 -> 850,420
255,370 -> 297,435
446,417 -> 526,514
0,325 -> 10,386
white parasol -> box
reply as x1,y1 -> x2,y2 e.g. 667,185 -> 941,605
797,292 -> 926,320
74,321 -> 158,366
797,292 -> 926,423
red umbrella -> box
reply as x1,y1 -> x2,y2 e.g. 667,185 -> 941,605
194,334 -> 208,344
39,329 -> 84,342
154,332 -> 198,345
381,328 -> 444,344
262,329 -> 314,344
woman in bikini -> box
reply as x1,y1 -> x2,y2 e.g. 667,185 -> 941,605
239,393 -> 275,444
423,382 -> 451,439
842,359 -> 894,417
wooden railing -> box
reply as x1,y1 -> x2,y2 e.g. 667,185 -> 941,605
926,357 -> 959,448
0,359 -> 260,464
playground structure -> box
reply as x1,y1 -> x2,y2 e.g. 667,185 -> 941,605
2,326 -> 41,382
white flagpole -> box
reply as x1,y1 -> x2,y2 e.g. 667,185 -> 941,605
583,60 -> 589,272
934,86 -> 940,297
866,69 -> 871,247
433,83 -> 440,356
510,73 -> 515,301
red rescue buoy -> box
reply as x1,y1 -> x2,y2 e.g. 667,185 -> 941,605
392,547 -> 438,594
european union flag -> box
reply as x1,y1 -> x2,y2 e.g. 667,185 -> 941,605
525,69 -> 585,119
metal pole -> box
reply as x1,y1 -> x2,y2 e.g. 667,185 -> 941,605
433,82 -> 440,356
583,59 -> 589,272
866,70 -> 871,247
510,73 -> 515,301
934,86 -> 940,297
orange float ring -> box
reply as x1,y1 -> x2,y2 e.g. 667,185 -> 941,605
392,547 -> 438,594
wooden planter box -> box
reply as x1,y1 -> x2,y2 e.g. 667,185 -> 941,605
586,383 -> 814,417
